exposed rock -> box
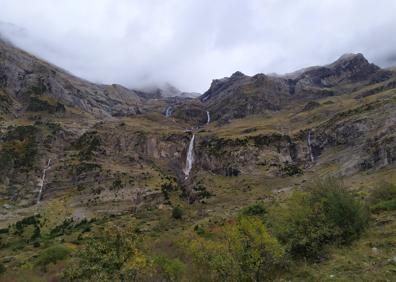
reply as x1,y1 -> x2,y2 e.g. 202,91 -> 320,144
0,38 -> 142,117
200,53 -> 393,122
302,101 -> 321,112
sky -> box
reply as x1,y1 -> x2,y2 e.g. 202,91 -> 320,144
1,0 -> 396,93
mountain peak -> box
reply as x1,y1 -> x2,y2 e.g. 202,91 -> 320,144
231,71 -> 246,78
329,53 -> 370,67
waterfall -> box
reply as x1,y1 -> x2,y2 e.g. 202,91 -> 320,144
307,130 -> 314,162
183,134 -> 195,179
37,159 -> 51,205
206,111 -> 211,124
165,106 -> 172,117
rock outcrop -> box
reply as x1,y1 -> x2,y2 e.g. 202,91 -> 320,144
200,54 -> 394,122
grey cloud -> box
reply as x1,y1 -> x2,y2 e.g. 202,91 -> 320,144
1,0 -> 396,93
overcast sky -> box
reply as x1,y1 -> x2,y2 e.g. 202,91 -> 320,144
1,0 -> 396,93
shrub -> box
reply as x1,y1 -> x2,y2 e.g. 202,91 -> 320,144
309,178 -> 369,244
194,225 -> 205,235
172,206 -> 183,220
0,263 -> 5,274
154,256 -> 186,282
280,163 -> 303,176
13,215 -> 41,236
74,162 -> 101,176
193,181 -> 212,200
268,178 -> 368,259
31,225 -> 41,240
49,218 -> 74,237
74,131 -> 102,161
36,245 -> 71,267
63,225 -> 152,281
186,216 -> 286,281
26,97 -> 65,113
161,176 -> 177,201
111,177 -> 123,190
0,138 -> 37,170
371,199 -> 396,212
242,202 -> 267,217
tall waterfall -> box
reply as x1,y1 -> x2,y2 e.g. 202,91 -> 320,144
183,134 -> 195,179
165,106 -> 172,117
37,159 -> 51,205
307,130 -> 314,162
206,111 -> 211,124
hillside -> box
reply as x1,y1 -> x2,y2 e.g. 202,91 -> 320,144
0,39 -> 396,281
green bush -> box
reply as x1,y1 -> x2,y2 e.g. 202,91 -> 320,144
161,176 -> 177,201
268,178 -> 368,259
371,199 -> 396,212
186,216 -> 286,281
172,206 -> 183,220
242,202 -> 267,217
63,225 -> 152,281
309,178 -> 369,244
74,131 -> 102,161
0,138 -> 37,170
49,218 -> 74,237
154,256 -> 186,282
26,97 -> 65,113
280,163 -> 303,176
193,181 -> 212,200
36,244 -> 71,267
0,263 -> 5,274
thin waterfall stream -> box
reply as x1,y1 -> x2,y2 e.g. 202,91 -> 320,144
36,159 -> 51,204
307,130 -> 314,162
206,111 -> 211,124
165,106 -> 172,117
183,134 -> 195,179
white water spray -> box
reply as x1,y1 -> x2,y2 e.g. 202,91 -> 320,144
36,159 -> 51,204
165,106 -> 172,117
183,134 -> 195,179
206,111 -> 211,124
307,130 -> 314,162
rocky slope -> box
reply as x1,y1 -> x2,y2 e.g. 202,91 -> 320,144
0,38 -> 396,224
0,38 -> 198,118
200,53 -> 394,122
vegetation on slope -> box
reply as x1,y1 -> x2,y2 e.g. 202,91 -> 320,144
1,178 -> 394,281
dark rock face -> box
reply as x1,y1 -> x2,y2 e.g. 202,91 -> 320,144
200,53 -> 393,122
0,39 -> 143,117
201,73 -> 290,121
294,54 -> 380,88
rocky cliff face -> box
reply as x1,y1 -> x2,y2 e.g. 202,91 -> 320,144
200,53 -> 394,122
0,38 -> 146,117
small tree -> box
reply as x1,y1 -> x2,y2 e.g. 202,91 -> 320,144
172,206 -> 183,220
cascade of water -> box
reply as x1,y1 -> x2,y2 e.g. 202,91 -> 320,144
307,130 -> 314,162
206,111 -> 211,124
165,106 -> 172,117
183,134 -> 195,179
36,159 -> 51,205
